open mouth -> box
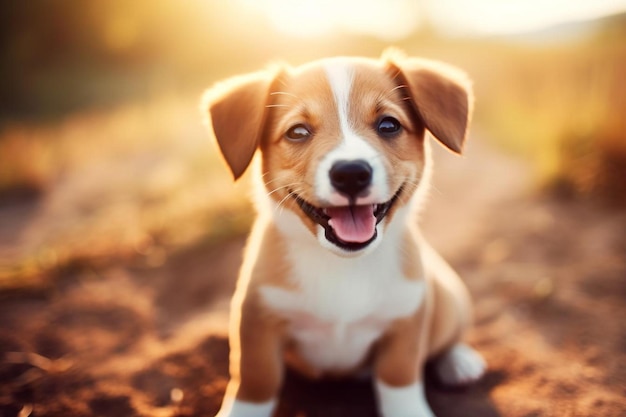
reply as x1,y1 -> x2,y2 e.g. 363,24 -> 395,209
291,187 -> 403,252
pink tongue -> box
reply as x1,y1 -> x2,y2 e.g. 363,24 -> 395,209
326,205 -> 376,243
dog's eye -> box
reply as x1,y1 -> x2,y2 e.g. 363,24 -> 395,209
377,116 -> 402,138
285,124 -> 312,142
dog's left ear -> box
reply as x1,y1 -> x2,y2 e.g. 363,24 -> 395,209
203,70 -> 277,180
383,49 -> 473,154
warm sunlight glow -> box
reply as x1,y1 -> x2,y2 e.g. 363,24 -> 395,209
237,0 -> 626,39
238,0 -> 422,40
425,0 -> 626,36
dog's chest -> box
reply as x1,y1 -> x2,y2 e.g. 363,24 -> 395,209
259,248 -> 425,372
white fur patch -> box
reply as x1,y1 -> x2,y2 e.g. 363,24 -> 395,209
260,203 -> 424,372
215,397 -> 276,417
374,379 -> 434,417
316,61 -> 389,207
434,343 -> 486,386
325,61 -> 353,135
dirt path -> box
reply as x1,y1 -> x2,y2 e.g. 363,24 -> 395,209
1,136 -> 625,417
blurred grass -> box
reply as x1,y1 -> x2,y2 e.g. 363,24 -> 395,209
471,33 -> 626,203
0,1 -> 625,288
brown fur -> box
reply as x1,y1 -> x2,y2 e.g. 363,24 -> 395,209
204,49 -> 480,412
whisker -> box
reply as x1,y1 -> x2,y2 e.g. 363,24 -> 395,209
265,104 -> 291,108
274,193 -> 289,213
429,183 -> 442,196
263,173 -> 295,187
270,91 -> 301,100
389,84 -> 407,93
266,182 -> 302,197
276,188 -> 303,216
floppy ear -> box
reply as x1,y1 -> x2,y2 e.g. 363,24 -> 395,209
383,49 -> 473,154
203,71 -> 275,179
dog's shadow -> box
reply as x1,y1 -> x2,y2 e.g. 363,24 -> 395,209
191,336 -> 503,416
276,366 -> 505,417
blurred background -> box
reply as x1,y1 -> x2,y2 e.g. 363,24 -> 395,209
2,3 -> 626,416
1,0 -> 625,287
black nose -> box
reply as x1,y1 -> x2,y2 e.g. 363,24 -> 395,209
329,160 -> 373,199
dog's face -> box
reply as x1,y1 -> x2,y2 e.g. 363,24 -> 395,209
205,49 -> 472,256
260,59 -> 426,255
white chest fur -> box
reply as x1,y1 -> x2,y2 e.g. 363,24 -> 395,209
259,226 -> 425,372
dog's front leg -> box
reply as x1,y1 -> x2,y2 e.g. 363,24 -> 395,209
216,296 -> 284,417
374,304 -> 435,417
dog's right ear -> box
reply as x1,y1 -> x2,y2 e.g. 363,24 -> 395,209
203,70 -> 276,180
382,48 -> 473,155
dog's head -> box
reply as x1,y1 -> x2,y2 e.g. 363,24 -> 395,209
204,49 -> 472,256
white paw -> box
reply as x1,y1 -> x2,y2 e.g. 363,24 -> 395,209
374,379 -> 435,417
434,343 -> 486,386
215,397 -> 276,417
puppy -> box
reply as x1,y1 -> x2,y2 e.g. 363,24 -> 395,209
203,48 -> 486,417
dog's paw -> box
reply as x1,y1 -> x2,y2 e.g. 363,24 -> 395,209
215,398 -> 276,417
374,379 -> 435,417
434,343 -> 486,387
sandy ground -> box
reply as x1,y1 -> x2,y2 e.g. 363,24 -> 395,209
1,137 -> 625,417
